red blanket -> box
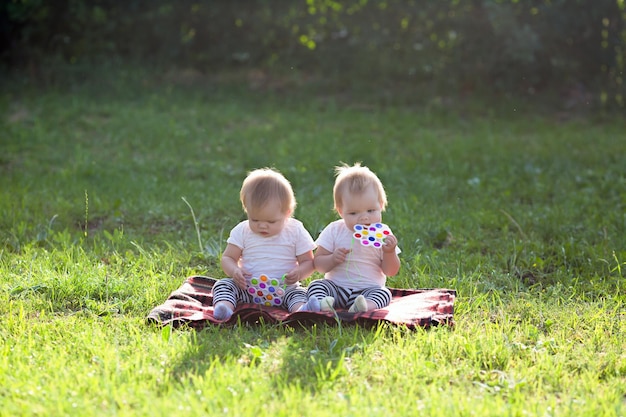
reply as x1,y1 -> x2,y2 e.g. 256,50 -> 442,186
147,276 -> 455,329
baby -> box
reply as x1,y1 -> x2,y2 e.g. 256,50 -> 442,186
308,163 -> 400,313
212,168 -> 320,320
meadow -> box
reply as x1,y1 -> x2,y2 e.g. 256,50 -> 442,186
1,70 -> 625,416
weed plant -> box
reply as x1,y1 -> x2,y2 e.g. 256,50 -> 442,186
0,70 -> 625,416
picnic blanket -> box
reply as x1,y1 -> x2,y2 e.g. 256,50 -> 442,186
146,275 -> 455,329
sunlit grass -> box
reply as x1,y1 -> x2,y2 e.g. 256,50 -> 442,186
1,71 -> 624,416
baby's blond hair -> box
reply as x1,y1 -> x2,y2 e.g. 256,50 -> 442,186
240,168 -> 296,215
333,162 -> 387,212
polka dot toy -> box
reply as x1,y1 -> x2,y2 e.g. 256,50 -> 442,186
353,223 -> 392,248
246,274 -> 286,307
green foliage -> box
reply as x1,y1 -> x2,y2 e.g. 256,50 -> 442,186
1,0 -> 625,106
0,73 -> 625,416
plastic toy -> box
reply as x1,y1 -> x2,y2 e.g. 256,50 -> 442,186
353,223 -> 392,248
246,274 -> 286,306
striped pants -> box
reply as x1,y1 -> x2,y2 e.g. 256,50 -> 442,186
212,278 -> 308,312
307,279 -> 392,310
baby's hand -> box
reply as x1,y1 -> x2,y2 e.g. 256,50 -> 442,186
284,268 -> 300,285
382,234 -> 398,253
333,247 -> 352,265
232,268 -> 249,290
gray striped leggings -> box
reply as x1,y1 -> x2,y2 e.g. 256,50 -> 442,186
212,278 -> 308,312
307,279 -> 392,310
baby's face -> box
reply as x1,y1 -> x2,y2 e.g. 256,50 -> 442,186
337,186 -> 382,232
246,199 -> 289,238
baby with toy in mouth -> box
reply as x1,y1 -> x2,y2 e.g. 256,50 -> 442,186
308,163 -> 401,313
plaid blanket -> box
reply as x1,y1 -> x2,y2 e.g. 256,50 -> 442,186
147,276 -> 455,329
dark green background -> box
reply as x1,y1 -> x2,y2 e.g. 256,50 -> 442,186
2,0 -> 624,107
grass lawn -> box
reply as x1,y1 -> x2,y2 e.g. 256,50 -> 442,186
1,70 -> 625,416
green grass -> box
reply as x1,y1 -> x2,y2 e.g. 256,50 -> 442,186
1,70 -> 625,416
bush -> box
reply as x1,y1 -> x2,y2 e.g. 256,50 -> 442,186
1,0 -> 624,106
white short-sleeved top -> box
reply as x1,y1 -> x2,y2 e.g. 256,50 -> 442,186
227,217 -> 316,279
315,219 -> 401,290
